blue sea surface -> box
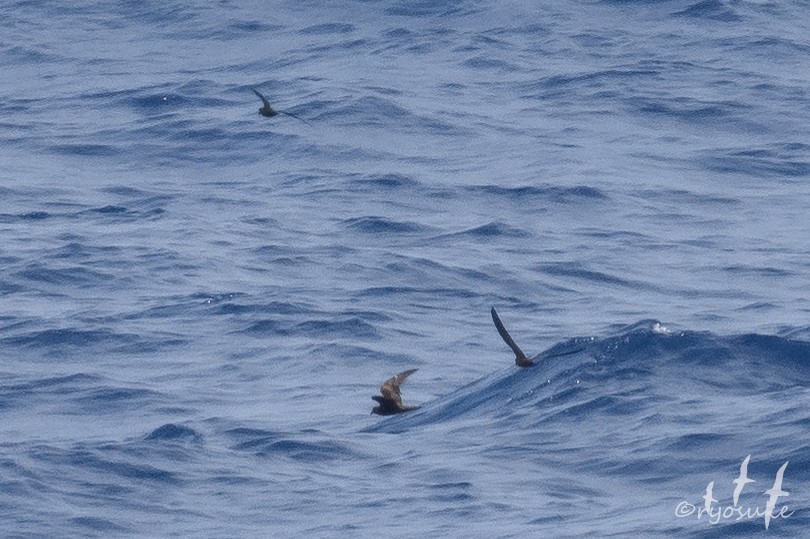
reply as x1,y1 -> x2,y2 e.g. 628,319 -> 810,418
1,0 -> 809,537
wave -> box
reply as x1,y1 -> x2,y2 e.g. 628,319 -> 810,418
698,143 -> 810,179
673,0 -> 742,22
465,184 -> 608,203
225,427 -> 356,462
365,321 -> 810,434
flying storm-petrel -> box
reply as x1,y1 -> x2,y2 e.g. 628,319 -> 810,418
250,88 -> 309,123
371,309 -> 534,416
371,368 -> 419,415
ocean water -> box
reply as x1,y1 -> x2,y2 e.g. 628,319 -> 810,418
1,0 -> 809,537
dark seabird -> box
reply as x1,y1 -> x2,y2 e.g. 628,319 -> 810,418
491,307 -> 534,367
251,88 -> 309,123
371,368 -> 419,415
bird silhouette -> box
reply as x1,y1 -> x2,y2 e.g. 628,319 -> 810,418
251,88 -> 309,124
491,308 -> 534,367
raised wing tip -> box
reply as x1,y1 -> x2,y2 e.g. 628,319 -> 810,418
251,88 -> 269,103
389,368 -> 417,387
490,307 -> 533,367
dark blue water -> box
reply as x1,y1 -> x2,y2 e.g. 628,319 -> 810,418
2,1 -> 809,537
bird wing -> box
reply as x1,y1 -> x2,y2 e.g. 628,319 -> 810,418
379,368 -> 418,406
491,308 -> 531,366
251,88 -> 272,108
279,110 -> 310,124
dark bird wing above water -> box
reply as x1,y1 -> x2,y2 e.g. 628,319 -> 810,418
380,368 -> 417,405
491,308 -> 534,367
277,109 -> 310,124
251,87 -> 272,109
372,368 -> 418,415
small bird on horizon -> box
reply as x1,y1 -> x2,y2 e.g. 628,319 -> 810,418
251,88 -> 309,123
371,368 -> 419,415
